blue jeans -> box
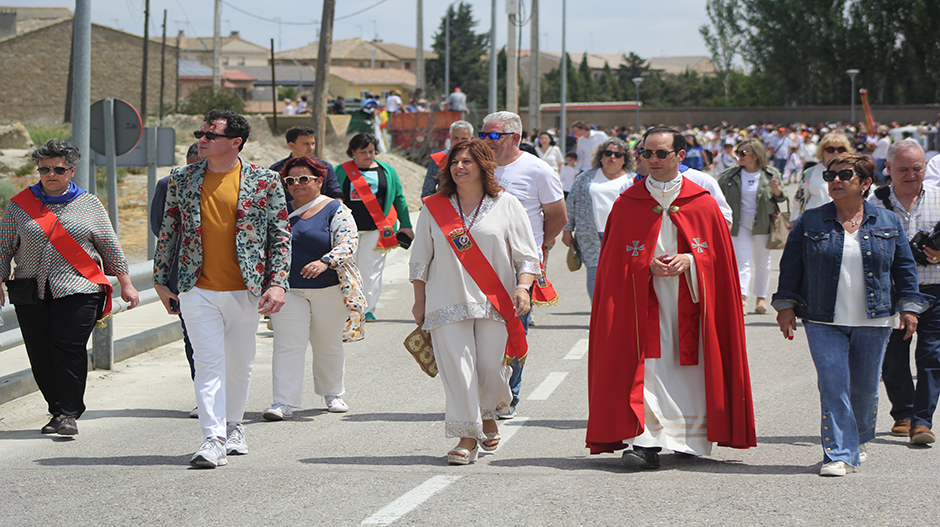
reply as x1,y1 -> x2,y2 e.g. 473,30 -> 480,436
507,309 -> 530,407
586,265 -> 597,302
773,157 -> 787,174
882,285 -> 940,429
803,321 -> 892,467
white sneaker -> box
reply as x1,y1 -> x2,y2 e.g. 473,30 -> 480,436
859,444 -> 867,463
325,395 -> 348,413
189,407 -> 199,419
262,403 -> 293,421
225,423 -> 248,455
820,460 -> 857,476
190,437 -> 227,468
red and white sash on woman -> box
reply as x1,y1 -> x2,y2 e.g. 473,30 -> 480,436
11,190 -> 113,321
423,194 -> 528,364
342,160 -> 399,249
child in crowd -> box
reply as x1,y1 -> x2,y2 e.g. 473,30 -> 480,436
560,151 -> 578,198
784,145 -> 803,184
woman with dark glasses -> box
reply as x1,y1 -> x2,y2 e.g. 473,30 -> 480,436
795,133 -> 853,216
562,137 -> 636,300
773,152 -> 928,476
265,156 -> 365,418
717,138 -> 788,314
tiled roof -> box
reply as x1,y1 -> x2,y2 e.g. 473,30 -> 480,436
329,66 -> 416,87
229,64 -> 317,84
178,59 -> 256,81
276,37 -> 434,62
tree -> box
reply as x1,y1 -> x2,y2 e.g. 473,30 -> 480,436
699,0 -> 744,99
425,2 -> 490,107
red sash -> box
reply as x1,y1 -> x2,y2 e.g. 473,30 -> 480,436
423,194 -> 528,364
430,151 -> 447,171
12,190 -> 113,320
531,261 -> 558,306
343,161 -> 399,249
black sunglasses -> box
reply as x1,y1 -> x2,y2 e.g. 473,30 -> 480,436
822,169 -> 857,182
823,146 -> 848,154
479,132 -> 514,140
640,149 -> 677,159
38,166 -> 70,176
194,131 -> 238,141
602,150 -> 625,158
736,150 -> 749,157
283,175 -> 319,186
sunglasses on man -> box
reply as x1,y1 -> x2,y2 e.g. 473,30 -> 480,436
38,166 -> 70,176
194,131 -> 239,141
479,132 -> 514,140
822,169 -> 857,182
640,149 -> 677,159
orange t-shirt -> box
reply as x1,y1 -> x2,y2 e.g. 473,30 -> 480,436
195,162 -> 247,291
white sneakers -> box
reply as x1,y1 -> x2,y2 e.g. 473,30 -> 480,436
190,437 -> 227,468
325,395 -> 348,413
820,460 -> 858,477
225,423 -> 248,455
262,403 -> 293,421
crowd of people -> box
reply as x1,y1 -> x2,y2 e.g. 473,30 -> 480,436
7,103 -> 940,478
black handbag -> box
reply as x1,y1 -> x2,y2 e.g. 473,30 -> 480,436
6,277 -> 38,305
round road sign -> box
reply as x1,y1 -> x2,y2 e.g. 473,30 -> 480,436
89,98 -> 142,157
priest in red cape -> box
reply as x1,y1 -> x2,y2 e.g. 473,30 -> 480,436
586,127 -> 756,470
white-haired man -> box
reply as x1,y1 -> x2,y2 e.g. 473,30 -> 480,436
481,111 -> 567,418
421,120 -> 474,199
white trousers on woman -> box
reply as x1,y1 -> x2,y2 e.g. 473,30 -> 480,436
732,221 -> 772,299
430,318 -> 512,441
178,287 -> 260,440
270,285 -> 347,406
355,230 -> 387,314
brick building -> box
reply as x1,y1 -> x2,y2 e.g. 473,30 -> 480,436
0,17 -> 177,122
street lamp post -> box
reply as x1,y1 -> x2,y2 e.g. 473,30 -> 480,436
632,77 -> 644,132
846,69 -> 860,125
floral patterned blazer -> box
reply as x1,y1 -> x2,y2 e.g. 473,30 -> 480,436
153,158 -> 292,296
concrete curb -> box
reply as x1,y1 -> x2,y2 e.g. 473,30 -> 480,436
0,322 -> 182,407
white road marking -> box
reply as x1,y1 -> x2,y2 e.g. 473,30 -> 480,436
493,416 -> 529,446
527,372 -> 569,400
564,338 -> 589,360
361,475 -> 463,526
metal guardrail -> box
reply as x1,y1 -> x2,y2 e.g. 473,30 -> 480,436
0,261 -> 160,365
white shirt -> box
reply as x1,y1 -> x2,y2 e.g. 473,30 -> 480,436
536,144 -> 564,174
800,163 -> 832,213
575,130 -> 609,173
798,142 -> 817,164
740,169 -> 761,215
385,95 -> 402,113
872,136 -> 891,159
559,165 -> 578,193
495,152 -> 564,256
925,155 -> 940,187
619,168 -> 734,224
589,171 -> 631,234
830,229 -> 895,327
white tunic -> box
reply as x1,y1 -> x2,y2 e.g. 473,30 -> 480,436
629,174 -> 712,456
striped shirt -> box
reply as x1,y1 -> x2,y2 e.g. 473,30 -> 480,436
869,184 -> 940,285
0,192 -> 129,299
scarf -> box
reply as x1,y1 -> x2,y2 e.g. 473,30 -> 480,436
29,181 -> 85,210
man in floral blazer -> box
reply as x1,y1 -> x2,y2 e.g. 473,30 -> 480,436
153,109 -> 292,469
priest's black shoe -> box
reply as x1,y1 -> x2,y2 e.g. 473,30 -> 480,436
621,447 -> 660,469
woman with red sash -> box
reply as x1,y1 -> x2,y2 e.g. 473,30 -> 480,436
410,139 -> 540,465
0,140 -> 139,437
335,133 -> 413,321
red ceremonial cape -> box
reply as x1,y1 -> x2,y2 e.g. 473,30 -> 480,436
585,178 -> 755,454
423,194 -> 528,364
341,160 -> 399,249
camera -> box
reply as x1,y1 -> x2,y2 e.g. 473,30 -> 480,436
909,220 -> 940,266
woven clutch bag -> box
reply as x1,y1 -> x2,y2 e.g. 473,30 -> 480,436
403,326 -> 437,378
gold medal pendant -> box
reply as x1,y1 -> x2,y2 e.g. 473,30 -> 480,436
448,227 -> 472,251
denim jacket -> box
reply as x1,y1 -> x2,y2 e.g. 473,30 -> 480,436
772,201 -> 931,322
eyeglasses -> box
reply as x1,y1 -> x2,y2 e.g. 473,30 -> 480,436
283,175 -> 319,186
823,146 -> 848,154
639,149 -> 677,160
479,132 -> 514,140
602,150 -> 625,158
194,131 -> 238,141
38,166 -> 70,176
822,169 -> 857,182
736,150 -> 749,157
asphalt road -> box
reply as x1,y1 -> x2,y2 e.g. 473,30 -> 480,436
1,218 -> 938,526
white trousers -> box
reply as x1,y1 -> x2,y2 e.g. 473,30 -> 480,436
732,224 -> 772,299
355,230 -> 387,314
179,287 -> 260,439
430,318 -> 512,441
269,286 -> 347,406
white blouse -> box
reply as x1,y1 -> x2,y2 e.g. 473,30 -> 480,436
830,229 -> 895,327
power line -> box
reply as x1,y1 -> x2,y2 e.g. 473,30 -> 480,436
219,0 -> 392,25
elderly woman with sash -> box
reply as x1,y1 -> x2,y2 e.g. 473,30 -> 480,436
410,139 -> 540,465
335,133 -> 413,321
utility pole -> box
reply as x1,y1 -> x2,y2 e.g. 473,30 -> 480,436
506,0 -> 518,113
159,9 -> 167,122
445,5 -> 450,95
559,0 -> 567,133
415,0 -> 424,92
72,0 -> 92,190
212,0 -> 221,91
528,0 -> 540,131
141,0 -> 149,120
311,0 -> 336,158
488,0 -> 497,114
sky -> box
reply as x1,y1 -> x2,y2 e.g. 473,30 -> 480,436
11,0 -> 712,59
